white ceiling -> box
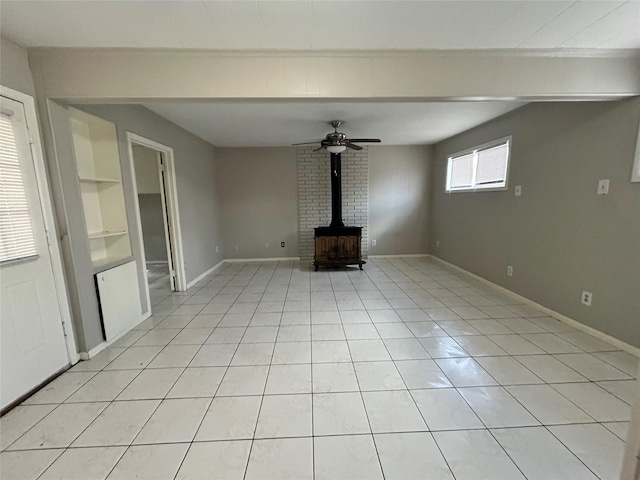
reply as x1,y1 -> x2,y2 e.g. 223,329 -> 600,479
2,1 -> 639,50
142,101 -> 526,146
4,1 -> 635,147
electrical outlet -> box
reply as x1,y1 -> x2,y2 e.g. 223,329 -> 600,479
436,240 -> 440,248
265,242 -> 269,248
515,185 -> 522,196
215,245 -> 219,253
507,265 -> 513,277
372,239 -> 377,246
281,241 -> 285,248
597,179 -> 609,195
581,290 -> 593,306
234,245 -> 239,251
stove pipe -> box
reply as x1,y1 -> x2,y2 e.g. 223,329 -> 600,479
329,152 -> 345,228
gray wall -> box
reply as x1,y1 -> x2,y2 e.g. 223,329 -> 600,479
75,105 -> 223,286
0,36 -> 35,95
132,145 -> 167,263
216,145 -> 433,260
138,194 -> 168,263
369,145 -> 432,255
431,99 -> 640,347
216,147 -> 299,259
133,145 -> 161,194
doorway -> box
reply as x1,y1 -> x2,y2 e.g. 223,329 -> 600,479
127,134 -> 186,306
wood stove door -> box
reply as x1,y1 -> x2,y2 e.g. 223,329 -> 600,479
348,236 -> 360,260
337,236 -> 359,260
315,236 -> 338,262
326,237 -> 338,260
337,236 -> 347,260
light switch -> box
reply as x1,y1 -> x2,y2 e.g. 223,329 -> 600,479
597,179 -> 610,195
514,185 -> 522,196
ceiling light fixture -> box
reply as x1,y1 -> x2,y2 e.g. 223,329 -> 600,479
326,145 -> 347,154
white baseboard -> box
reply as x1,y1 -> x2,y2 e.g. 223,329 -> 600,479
428,255 -> 640,358
186,260 -> 225,289
80,342 -> 105,360
369,254 -> 430,259
185,257 -> 300,289
224,257 -> 300,263
79,310 -> 152,360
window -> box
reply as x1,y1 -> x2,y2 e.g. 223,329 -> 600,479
0,113 -> 38,263
446,137 -> 511,192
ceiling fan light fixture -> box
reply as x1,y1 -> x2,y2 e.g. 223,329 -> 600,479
326,145 -> 346,154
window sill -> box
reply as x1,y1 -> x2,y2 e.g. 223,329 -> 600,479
446,186 -> 508,193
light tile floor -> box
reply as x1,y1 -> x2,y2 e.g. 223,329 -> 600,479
1,258 -> 637,479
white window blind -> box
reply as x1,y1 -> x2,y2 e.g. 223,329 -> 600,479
448,152 -> 474,190
0,113 -> 38,263
446,137 -> 511,192
476,142 -> 509,187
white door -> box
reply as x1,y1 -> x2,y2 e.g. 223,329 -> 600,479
0,96 -> 70,409
158,153 -> 176,291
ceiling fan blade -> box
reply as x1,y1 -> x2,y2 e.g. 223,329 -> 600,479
345,142 -> 363,151
313,146 -> 324,152
292,141 -> 321,146
348,138 -> 381,143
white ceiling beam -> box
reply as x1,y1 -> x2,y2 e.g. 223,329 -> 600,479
29,49 -> 640,102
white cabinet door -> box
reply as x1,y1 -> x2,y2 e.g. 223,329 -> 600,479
96,260 -> 142,341
0,96 -> 69,409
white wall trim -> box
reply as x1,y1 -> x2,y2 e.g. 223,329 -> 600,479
126,132 -> 187,292
30,48 -> 640,60
186,260 -> 225,289
369,254 -> 430,258
146,260 -> 168,265
429,255 -> 640,358
224,257 -> 301,263
0,85 -> 79,365
631,119 -> 640,182
185,257 -> 301,289
79,309 -> 151,359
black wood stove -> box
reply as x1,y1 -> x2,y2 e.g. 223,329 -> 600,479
313,152 -> 364,271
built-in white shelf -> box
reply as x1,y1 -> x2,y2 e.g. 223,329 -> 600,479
70,108 -> 131,269
92,255 -> 134,273
87,230 -> 128,240
79,176 -> 120,184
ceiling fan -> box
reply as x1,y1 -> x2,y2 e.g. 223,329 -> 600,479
293,120 -> 381,153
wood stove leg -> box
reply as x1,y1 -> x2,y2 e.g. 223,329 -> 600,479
314,263 -> 319,271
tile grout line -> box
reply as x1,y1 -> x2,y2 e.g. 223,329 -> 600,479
3,257 -> 633,480
337,270 -> 387,480
373,310 -> 457,480
241,262 -> 280,480
111,265 -> 240,479
375,258 -> 613,479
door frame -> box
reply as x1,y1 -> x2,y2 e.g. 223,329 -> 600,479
0,85 -> 78,365
156,151 -> 177,291
126,133 -> 187,297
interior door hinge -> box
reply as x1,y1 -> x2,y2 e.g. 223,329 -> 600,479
45,228 -> 52,246
61,321 -> 69,337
